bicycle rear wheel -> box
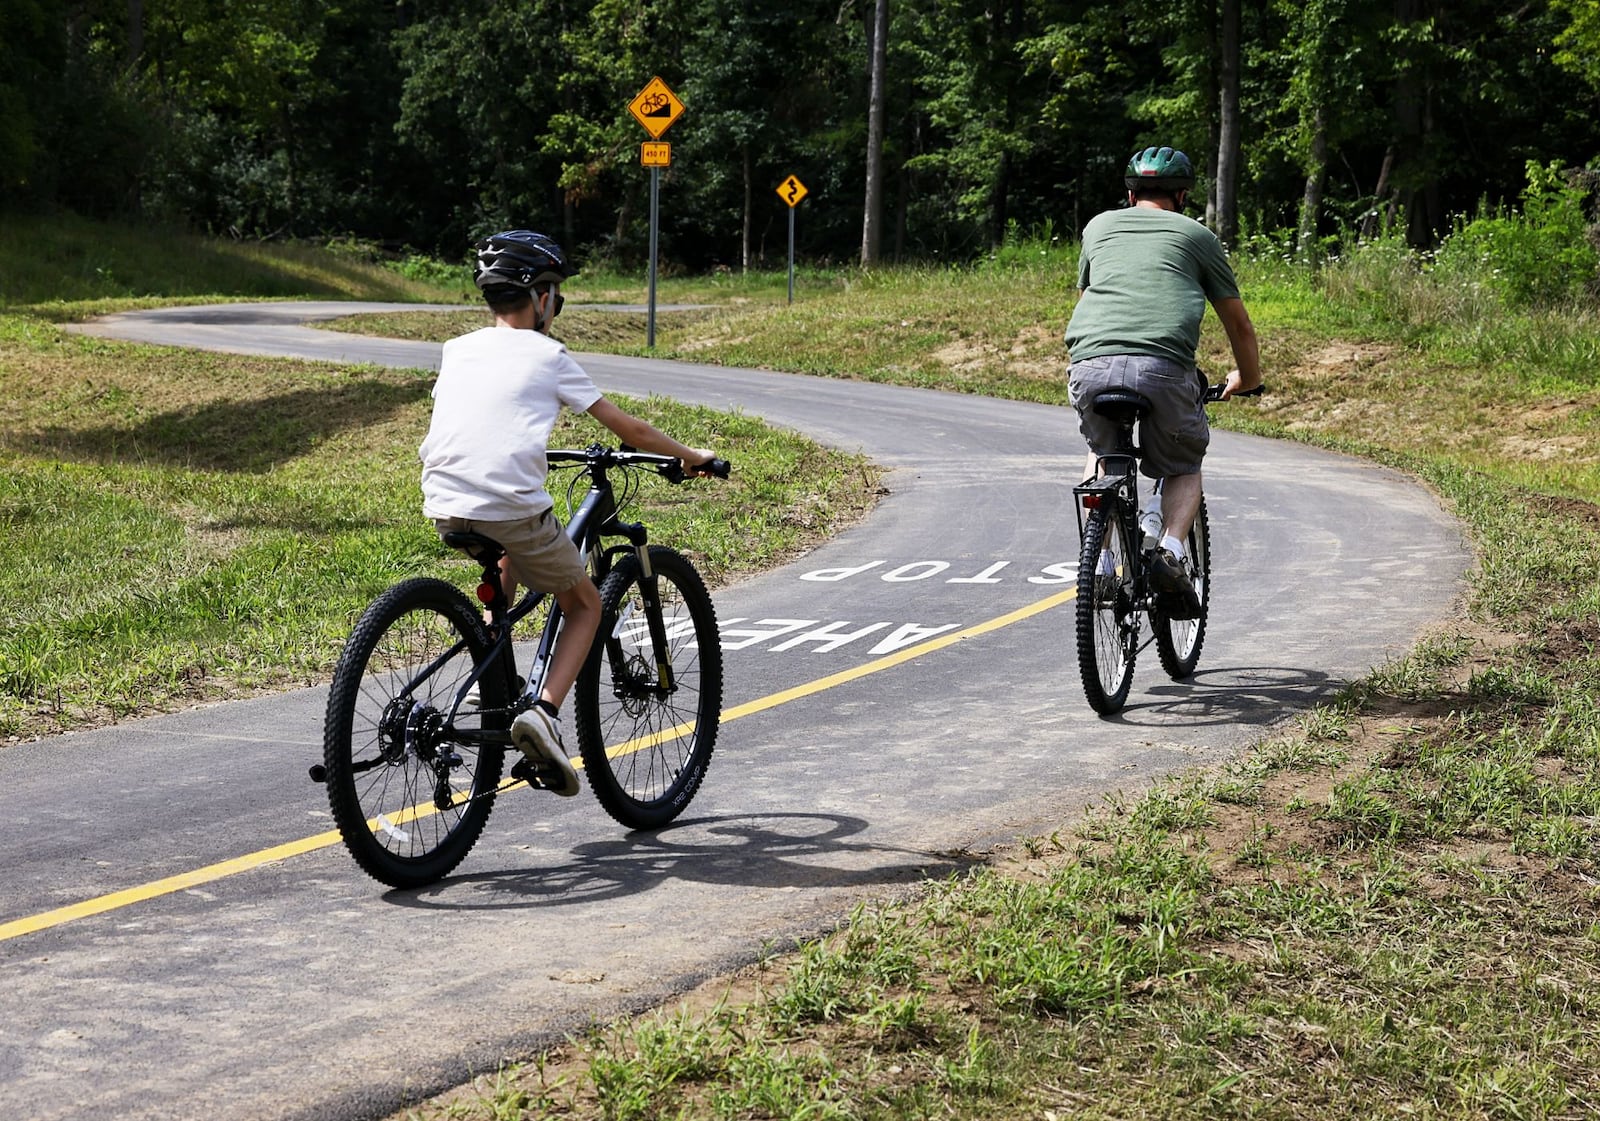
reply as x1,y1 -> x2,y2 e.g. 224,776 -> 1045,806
322,577 -> 509,888
1154,497 -> 1211,680
1076,503 -> 1139,715
575,546 -> 722,829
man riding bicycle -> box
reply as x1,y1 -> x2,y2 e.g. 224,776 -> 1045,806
1065,145 -> 1262,617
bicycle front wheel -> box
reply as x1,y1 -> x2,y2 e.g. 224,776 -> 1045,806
1076,503 -> 1139,715
575,546 -> 722,829
1154,497 -> 1211,679
322,577 -> 508,889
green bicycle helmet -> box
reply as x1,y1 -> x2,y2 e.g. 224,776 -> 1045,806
1124,146 -> 1195,192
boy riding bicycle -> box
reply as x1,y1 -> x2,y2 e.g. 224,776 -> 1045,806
419,229 -> 717,797
1065,146 -> 1262,617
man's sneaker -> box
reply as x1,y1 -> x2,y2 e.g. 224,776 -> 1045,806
1149,549 -> 1202,619
510,706 -> 580,797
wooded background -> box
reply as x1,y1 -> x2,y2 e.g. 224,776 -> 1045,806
3,0 -> 1598,269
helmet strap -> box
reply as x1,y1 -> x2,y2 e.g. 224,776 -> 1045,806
534,285 -> 558,332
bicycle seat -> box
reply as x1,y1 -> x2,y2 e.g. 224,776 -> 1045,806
1089,389 -> 1154,424
441,530 -> 506,563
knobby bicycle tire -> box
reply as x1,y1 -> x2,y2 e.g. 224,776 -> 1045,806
1153,497 -> 1211,680
1076,503 -> 1139,715
574,546 -> 722,829
322,577 -> 509,888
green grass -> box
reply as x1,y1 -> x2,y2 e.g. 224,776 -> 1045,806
0,212 -> 476,308
369,241 -> 1600,1119
0,217 -> 880,737
9,216 -> 1600,1119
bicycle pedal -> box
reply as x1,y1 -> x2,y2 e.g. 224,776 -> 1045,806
509,756 -> 554,791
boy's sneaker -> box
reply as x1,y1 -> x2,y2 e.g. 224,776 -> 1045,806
510,706 -> 580,797
1150,549 -> 1201,619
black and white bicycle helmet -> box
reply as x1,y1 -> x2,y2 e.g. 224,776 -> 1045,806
472,229 -> 579,292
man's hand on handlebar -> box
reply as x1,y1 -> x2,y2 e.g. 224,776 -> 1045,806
1218,368 -> 1265,401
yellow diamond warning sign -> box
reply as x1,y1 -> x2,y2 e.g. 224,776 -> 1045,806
776,175 -> 809,208
628,77 -> 685,140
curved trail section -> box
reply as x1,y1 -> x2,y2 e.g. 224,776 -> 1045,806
0,304 -> 1468,1121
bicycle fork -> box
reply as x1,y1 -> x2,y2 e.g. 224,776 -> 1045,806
600,523 -> 678,697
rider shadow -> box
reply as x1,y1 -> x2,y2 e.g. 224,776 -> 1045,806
1098,664 -> 1339,727
382,812 -> 980,911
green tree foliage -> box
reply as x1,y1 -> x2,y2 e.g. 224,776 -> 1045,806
2,0 -> 1598,269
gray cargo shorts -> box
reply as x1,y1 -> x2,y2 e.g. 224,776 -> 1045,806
1068,354 -> 1209,478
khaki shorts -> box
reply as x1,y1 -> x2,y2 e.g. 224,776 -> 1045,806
1069,354 -> 1210,478
434,511 -> 589,595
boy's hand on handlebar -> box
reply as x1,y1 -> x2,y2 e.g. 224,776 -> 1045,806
681,449 -> 732,479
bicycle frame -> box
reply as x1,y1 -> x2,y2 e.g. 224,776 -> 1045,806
418,448 -> 677,745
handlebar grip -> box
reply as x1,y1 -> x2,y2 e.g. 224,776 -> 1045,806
702,457 -> 732,479
1205,383 -> 1266,402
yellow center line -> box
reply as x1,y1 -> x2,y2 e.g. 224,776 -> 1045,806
0,586 -> 1077,944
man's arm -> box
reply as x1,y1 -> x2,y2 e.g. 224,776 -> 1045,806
1211,296 -> 1262,398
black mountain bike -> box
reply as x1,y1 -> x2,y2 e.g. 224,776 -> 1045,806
313,446 -> 730,888
1073,381 -> 1263,715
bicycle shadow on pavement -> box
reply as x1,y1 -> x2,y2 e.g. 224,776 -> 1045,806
1096,664 -> 1339,727
382,812 -> 979,912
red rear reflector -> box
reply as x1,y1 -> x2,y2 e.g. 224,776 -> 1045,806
476,583 -> 495,604
1081,494 -> 1101,509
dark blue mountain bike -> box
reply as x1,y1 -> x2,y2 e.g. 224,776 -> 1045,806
314,446 -> 730,888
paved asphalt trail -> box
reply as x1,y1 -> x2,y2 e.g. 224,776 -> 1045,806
0,304 -> 1469,1120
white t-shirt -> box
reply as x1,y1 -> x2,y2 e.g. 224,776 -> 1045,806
419,326 -> 603,519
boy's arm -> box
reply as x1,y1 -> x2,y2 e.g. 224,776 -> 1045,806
586,397 -> 715,469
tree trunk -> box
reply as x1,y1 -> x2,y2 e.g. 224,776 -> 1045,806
741,144 -> 753,272
1364,145 -> 1395,238
1214,0 -> 1241,246
861,0 -> 889,267
126,0 -> 143,69
1202,2 -> 1221,228
1297,105 -> 1328,259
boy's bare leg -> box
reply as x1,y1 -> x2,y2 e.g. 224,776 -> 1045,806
540,578 -> 601,708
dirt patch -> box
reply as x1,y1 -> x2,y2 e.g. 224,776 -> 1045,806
931,324 -> 1063,382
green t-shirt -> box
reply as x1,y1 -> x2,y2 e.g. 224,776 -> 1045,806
1064,207 -> 1241,367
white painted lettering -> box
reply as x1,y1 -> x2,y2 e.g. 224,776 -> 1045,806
881,561 -> 950,582
1028,563 -> 1077,585
799,561 -> 885,582
947,561 -> 1010,584
867,622 -> 962,654
718,618 -> 819,650
770,621 -> 893,653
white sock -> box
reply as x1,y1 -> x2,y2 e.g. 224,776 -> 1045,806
1160,534 -> 1186,560
1098,549 -> 1116,576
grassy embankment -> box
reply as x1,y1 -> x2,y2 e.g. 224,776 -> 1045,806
343,244 -> 1600,1119
0,216 -> 880,739
5,214 -> 1600,1117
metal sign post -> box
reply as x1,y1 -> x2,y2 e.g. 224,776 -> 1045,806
628,78 -> 685,348
647,166 -> 660,346
776,175 -> 809,305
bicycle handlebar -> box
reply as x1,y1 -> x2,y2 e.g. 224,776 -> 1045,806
1203,382 -> 1266,403
547,444 -> 732,482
